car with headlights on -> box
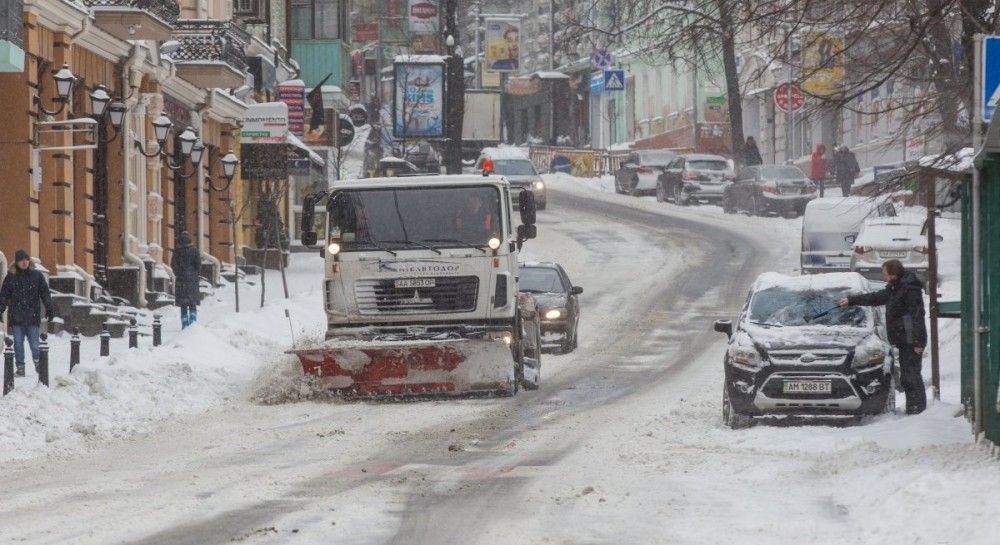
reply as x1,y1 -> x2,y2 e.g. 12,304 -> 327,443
475,148 -> 547,209
713,272 -> 896,428
518,262 -> 582,353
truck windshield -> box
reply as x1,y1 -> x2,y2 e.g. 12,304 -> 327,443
329,186 -> 503,250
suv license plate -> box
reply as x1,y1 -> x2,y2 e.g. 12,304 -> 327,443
395,278 -> 435,289
782,380 -> 832,394
880,250 -> 908,258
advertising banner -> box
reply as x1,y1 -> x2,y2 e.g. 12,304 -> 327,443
278,81 -> 308,174
393,61 -> 445,138
408,0 -> 439,34
484,18 -> 520,72
801,32 -> 845,96
240,102 -> 288,144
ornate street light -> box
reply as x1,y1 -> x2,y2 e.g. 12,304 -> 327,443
107,101 -> 127,130
35,64 -> 77,116
189,140 -> 205,166
178,126 -> 198,156
90,85 -> 111,117
220,150 -> 239,180
152,113 -> 173,146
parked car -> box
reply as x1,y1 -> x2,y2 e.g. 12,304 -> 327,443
614,149 -> 677,196
713,272 -> 896,428
657,153 -> 735,205
723,165 -> 817,217
476,148 -> 547,209
376,157 -> 420,177
518,262 -> 582,353
851,213 -> 938,283
801,196 -> 897,274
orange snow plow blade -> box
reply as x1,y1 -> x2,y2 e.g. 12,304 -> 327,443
289,339 -> 515,397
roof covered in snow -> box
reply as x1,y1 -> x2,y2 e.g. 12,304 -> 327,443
480,147 -> 530,160
752,271 -> 870,293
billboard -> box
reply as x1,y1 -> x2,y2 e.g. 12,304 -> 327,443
408,0 -> 439,34
801,32 -> 845,96
484,18 -> 520,72
393,61 -> 445,138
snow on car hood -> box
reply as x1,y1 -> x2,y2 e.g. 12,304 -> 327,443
744,322 -> 871,350
531,292 -> 567,309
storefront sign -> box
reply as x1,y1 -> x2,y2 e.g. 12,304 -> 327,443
240,102 -> 288,143
409,0 -> 439,34
506,77 -> 540,96
277,81 -> 306,137
801,32 -> 845,96
353,22 -> 379,43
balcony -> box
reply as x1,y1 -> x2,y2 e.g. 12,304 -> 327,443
170,20 -> 250,89
1,0 -> 24,72
83,0 -> 179,41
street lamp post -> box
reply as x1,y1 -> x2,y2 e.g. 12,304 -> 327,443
206,150 -> 241,311
133,119 -> 204,242
34,64 -> 76,116
88,84 -> 128,286
444,32 -> 465,174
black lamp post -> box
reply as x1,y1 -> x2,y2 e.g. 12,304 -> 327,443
133,118 -> 204,242
443,33 -> 465,174
34,64 -> 77,116
89,84 -> 127,286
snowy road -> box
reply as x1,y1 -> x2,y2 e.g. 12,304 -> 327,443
2,182 -> 997,545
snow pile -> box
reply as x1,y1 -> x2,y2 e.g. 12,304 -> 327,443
0,257 -> 326,463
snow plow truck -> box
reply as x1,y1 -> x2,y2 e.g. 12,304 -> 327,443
293,174 -> 543,397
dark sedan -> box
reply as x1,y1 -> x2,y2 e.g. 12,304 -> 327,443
518,262 -> 582,353
723,165 -> 817,217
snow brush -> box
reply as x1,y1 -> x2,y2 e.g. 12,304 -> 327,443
805,305 -> 840,323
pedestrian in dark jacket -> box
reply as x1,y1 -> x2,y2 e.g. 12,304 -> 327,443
743,136 -> 763,167
839,259 -> 928,414
171,232 -> 201,329
0,250 -> 54,376
833,145 -> 861,197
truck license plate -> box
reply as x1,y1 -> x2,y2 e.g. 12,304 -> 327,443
782,380 -> 832,394
395,278 -> 435,289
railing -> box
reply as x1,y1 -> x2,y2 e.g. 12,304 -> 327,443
82,0 -> 180,26
0,0 -> 24,50
171,19 -> 250,72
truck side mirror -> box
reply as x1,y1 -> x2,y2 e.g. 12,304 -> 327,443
301,231 -> 318,247
519,191 -> 537,225
713,319 -> 733,338
516,224 -> 537,246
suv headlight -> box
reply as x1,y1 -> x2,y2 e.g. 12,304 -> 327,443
544,309 -> 562,320
730,345 -> 762,370
853,336 -> 887,370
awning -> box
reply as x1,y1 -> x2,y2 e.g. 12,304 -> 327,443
286,133 -> 325,167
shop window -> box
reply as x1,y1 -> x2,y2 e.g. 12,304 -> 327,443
291,0 -> 346,40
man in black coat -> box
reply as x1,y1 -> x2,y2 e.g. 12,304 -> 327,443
839,259 -> 927,414
171,232 -> 202,329
0,250 -> 54,376
833,145 -> 861,197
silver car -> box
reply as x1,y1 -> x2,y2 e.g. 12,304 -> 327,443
657,153 -> 735,205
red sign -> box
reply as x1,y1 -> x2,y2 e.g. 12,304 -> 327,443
353,22 -> 379,42
411,2 -> 437,18
774,82 -> 805,112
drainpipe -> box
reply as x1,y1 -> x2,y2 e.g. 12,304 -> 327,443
972,35 -> 984,440
121,44 -> 149,307
196,93 -> 222,286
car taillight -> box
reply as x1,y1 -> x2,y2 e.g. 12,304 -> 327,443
682,171 -> 698,180
761,183 -> 779,194
912,245 -> 929,255
724,173 -> 735,181
805,182 -> 817,193
638,167 -> 654,174
854,245 -> 874,255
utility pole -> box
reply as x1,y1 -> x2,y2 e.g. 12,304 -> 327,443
549,0 -> 556,145
443,0 -> 465,174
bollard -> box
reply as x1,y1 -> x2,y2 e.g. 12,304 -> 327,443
38,333 -> 49,387
3,336 -> 13,395
70,327 -> 81,371
100,323 -> 110,357
152,315 -> 162,347
128,318 -> 138,349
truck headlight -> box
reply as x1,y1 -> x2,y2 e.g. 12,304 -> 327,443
534,180 -> 545,190
730,345 -> 762,370
544,309 -> 562,320
488,237 -> 501,250
328,241 -> 341,255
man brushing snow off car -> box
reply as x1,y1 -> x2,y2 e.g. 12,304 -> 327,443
839,259 -> 927,414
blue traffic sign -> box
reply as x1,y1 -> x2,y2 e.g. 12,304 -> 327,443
604,69 -> 625,92
590,72 -> 604,95
983,36 -> 1000,122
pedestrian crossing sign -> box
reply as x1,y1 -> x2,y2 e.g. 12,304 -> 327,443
603,69 -> 625,92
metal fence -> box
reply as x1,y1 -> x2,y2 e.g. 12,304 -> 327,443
171,19 -> 250,72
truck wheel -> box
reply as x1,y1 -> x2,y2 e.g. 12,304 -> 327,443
723,387 -> 752,429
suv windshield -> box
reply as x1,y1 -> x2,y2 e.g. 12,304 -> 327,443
749,287 -> 869,327
329,186 -> 503,250
519,267 -> 564,293
688,160 -> 729,171
492,159 -> 537,176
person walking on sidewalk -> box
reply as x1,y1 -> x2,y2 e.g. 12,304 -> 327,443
0,250 -> 54,377
809,143 -> 828,197
743,136 -> 763,167
171,232 -> 202,329
838,259 -> 927,414
833,145 -> 861,197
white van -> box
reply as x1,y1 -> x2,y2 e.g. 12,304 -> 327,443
801,197 -> 896,274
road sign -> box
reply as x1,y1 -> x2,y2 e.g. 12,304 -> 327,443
774,82 -> 805,113
590,72 -> 604,95
981,36 -> 1000,122
591,48 -> 612,70
604,69 -> 625,92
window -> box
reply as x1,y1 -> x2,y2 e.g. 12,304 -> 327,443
291,0 -> 345,40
